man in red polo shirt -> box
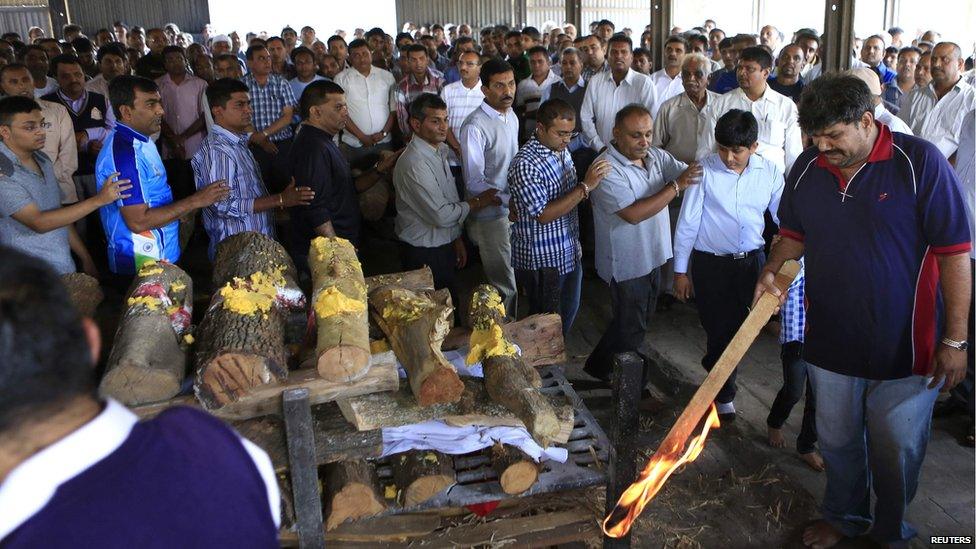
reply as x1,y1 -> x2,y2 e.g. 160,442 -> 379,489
755,74 -> 971,548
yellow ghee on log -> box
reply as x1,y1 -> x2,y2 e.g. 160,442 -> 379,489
466,323 -> 516,365
314,286 -> 366,318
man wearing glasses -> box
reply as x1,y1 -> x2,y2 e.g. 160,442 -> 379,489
509,98 -> 610,335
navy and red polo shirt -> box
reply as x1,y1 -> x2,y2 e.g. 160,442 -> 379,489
779,123 -> 971,380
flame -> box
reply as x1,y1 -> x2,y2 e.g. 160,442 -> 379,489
601,404 -> 721,538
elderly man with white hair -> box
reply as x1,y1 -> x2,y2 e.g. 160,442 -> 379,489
653,53 -> 717,163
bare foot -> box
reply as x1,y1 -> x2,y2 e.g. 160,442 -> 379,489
800,451 -> 826,472
767,426 -> 786,448
802,520 -> 844,548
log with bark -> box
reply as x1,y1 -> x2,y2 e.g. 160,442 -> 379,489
195,234 -> 308,411
310,237 -> 371,382
441,313 -> 565,368
324,460 -> 388,530
99,261 -> 193,405
61,272 -> 103,318
491,442 -> 540,495
390,450 -> 456,506
369,286 -> 464,406
468,285 -> 559,447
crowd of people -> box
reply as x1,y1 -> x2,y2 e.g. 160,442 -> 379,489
0,13 -> 973,549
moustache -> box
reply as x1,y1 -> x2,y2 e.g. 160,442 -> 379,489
501,96 -> 513,101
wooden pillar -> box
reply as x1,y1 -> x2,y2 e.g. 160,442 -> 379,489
823,0 -> 856,73
649,0 -> 673,75
48,0 -> 69,37
565,0 -> 582,34
602,352 -> 643,548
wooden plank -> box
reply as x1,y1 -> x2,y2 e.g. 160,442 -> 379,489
130,351 -> 398,421
432,509 -> 594,547
604,352 -> 644,548
282,388 -> 325,549
336,377 -> 575,444
441,313 -> 565,367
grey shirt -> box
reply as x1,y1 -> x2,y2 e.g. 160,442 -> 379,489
591,144 -> 687,283
393,137 -> 470,247
0,142 -> 74,274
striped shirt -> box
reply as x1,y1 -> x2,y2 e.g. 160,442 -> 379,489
191,124 -> 275,259
508,137 -> 581,274
394,69 -> 444,137
440,79 -> 484,165
780,259 -> 806,344
241,73 -> 297,142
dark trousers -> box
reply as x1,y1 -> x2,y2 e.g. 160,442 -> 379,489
584,268 -> 661,378
250,137 -> 293,193
690,249 -> 765,404
766,341 -> 818,453
515,263 -> 583,335
399,240 -> 458,305
163,158 -> 195,200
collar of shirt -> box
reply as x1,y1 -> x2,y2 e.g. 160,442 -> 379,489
480,101 -> 513,121
244,72 -> 280,88
0,399 -> 136,540
705,150 -> 766,175
815,121 -> 893,187
299,122 -> 336,143
407,68 -> 440,87
557,76 -> 585,92
56,89 -> 89,110
607,141 -> 654,171
922,76 -> 972,99
522,136 -> 566,161
409,134 -> 448,160
115,122 -> 151,143
601,68 -> 639,87
0,141 -> 50,174
730,84 -> 778,105
211,123 -> 250,147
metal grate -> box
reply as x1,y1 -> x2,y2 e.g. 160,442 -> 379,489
370,366 -> 610,514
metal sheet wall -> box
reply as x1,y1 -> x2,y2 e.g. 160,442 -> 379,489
526,0 -> 564,29
0,6 -> 50,37
67,0 -> 211,34
396,0 -> 515,31
583,0 -> 649,33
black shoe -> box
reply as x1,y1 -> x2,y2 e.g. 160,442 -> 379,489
718,412 -> 737,424
582,363 -> 611,384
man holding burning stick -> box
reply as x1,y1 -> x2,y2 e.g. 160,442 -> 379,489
755,74 -> 971,548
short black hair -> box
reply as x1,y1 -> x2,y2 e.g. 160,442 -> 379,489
365,27 -> 385,40
347,38 -> 368,52
633,47 -> 651,60
480,57 -> 514,87
408,92 -> 447,122
536,98 -> 576,127
527,45 -> 548,58
245,44 -> 267,60
718,37 -> 734,50
299,79 -> 344,120
0,95 -> 41,125
395,32 -> 413,46
206,77 -> 249,110
614,103 -> 651,127
96,43 -> 126,63
794,32 -> 820,46
687,34 -> 708,48
522,26 -> 541,42
607,33 -> 632,50
327,35 -> 346,46
0,247 -> 97,434
16,44 -> 47,61
108,74 -> 159,118
49,53 -> 82,74
665,36 -> 688,49
403,43 -> 427,57
162,45 -> 185,58
714,109 -> 759,148
597,19 -> 615,29
797,74 -> 873,134
0,62 -> 29,82
265,36 -> 285,47
738,46 -> 773,70
71,36 -> 93,54
898,46 -> 922,57
281,26 -> 296,35
290,45 -> 315,64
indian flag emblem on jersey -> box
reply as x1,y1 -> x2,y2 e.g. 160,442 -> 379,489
132,231 -> 161,270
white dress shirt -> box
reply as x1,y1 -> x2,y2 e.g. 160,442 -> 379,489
85,74 -> 110,99
516,70 -> 561,114
649,69 -> 684,116
33,76 -> 57,98
580,68 -> 658,152
696,85 -> 802,175
955,109 -> 975,259
441,79 -> 485,165
673,152 -> 784,273
898,78 -> 976,158
37,99 -> 79,203
334,65 -> 396,148
652,90 -> 718,163
873,102 -> 913,135
0,399 -> 281,539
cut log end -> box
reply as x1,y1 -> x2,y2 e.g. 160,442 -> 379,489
325,484 -> 387,531
196,353 -> 278,409
317,345 -> 372,382
403,475 -> 454,507
100,361 -> 182,405
417,365 -> 465,407
491,444 -> 539,495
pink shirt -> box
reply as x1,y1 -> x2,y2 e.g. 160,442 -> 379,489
155,73 -> 208,159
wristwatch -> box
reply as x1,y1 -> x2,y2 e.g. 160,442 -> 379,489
940,337 -> 969,351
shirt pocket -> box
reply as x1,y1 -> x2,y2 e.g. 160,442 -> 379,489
759,119 -> 786,146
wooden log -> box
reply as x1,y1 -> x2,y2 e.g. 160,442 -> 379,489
211,231 -> 306,346
369,286 -> 464,406
310,237 -> 371,382
390,450 -> 456,506
99,261 -> 192,405
324,460 -> 387,530
364,267 -> 434,294
358,176 -> 390,221
491,442 -> 540,495
468,285 -> 559,447
61,272 -> 103,317
337,377 -> 575,444
441,313 -> 565,367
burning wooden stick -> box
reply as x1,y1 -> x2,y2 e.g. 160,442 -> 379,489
602,260 -> 800,538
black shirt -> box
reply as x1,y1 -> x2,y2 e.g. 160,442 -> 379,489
767,77 -> 804,103
135,53 -> 166,81
287,124 -> 361,262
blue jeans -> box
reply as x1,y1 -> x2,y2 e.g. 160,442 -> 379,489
807,364 -> 941,544
514,263 -> 582,335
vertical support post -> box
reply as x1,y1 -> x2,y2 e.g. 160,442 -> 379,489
48,0 -> 69,38
283,388 -> 325,549
602,352 -> 643,548
565,0 -> 582,35
649,0 -> 673,74
882,0 -> 899,31
514,0 -> 527,28
823,0 -> 856,73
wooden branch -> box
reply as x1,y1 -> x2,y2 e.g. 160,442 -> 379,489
390,450 -> 456,506
324,460 -> 388,530
336,377 -> 574,444
491,442 -> 539,495
310,237 -> 371,382
441,313 -> 565,367
99,261 -> 192,405
468,285 -> 559,447
364,267 -> 434,295
369,286 -> 464,406
61,272 -> 103,317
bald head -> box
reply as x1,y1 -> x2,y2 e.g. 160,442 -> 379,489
930,42 -> 964,86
